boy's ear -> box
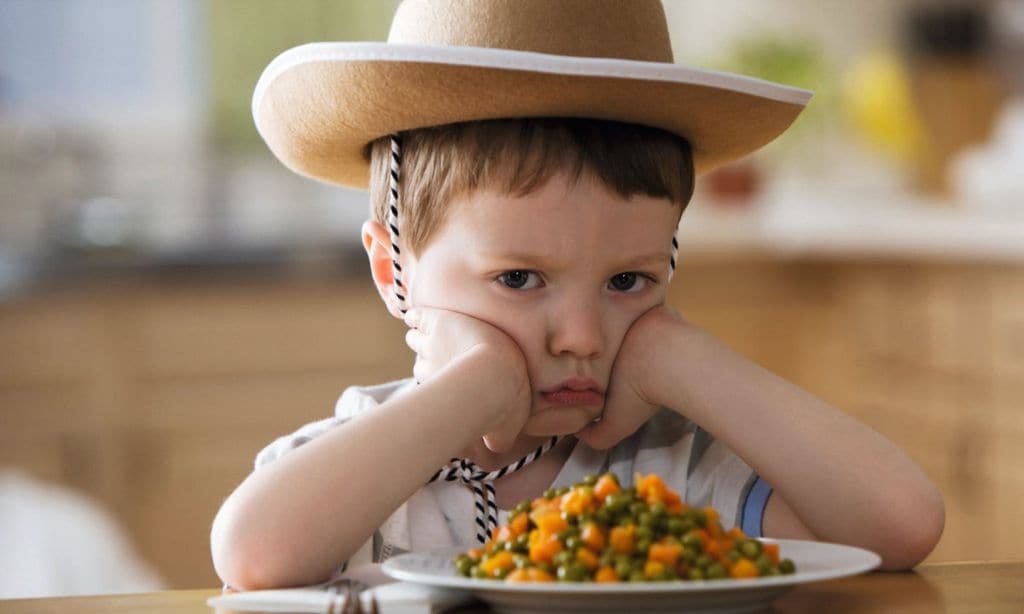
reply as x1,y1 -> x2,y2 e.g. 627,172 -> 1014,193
361,220 -> 406,320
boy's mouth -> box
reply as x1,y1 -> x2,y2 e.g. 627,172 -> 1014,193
540,377 -> 604,407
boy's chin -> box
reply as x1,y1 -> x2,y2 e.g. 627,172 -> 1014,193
522,407 -> 600,437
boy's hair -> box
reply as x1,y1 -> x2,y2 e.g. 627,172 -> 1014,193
368,117 -> 695,257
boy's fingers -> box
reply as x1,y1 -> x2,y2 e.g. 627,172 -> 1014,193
404,328 -> 425,353
576,415 -> 620,451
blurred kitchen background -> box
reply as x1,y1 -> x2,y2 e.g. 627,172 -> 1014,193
1,0 -> 1023,596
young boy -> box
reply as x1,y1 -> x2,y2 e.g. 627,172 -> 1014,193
211,0 -> 945,590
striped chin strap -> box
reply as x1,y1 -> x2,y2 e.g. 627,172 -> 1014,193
385,132 -> 677,542
427,435 -> 562,543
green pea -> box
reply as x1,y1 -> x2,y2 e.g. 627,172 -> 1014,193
471,565 -> 487,579
765,567 -> 781,576
455,556 -> 473,576
659,567 -> 678,581
554,550 -> 574,567
755,553 -> 772,569
599,550 -> 615,567
565,536 -> 582,551
649,501 -> 667,517
543,488 -> 557,499
706,563 -> 727,579
493,540 -> 506,553
635,525 -> 654,542
690,509 -> 707,528
779,559 -> 796,575
695,554 -> 712,570
638,512 -> 656,529
556,486 -> 570,496
636,538 -> 651,554
628,569 -> 646,583
725,550 -> 741,564
557,562 -> 587,582
624,487 -> 638,499
615,560 -> 632,579
494,567 -> 511,580
513,553 -> 530,569
594,508 -> 611,525
513,533 -> 529,552
739,540 -> 762,559
687,567 -> 705,581
582,473 -> 599,487
667,517 -> 686,536
629,502 -> 647,517
537,562 -> 555,575
682,532 -> 703,549
512,500 -> 531,516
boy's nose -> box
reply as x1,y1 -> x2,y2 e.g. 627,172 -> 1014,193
547,300 -> 604,359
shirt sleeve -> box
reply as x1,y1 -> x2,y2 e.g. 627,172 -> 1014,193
252,378 -> 415,469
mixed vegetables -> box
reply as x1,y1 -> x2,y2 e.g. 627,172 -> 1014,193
454,472 -> 796,582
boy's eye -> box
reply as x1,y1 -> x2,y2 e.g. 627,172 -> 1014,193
608,272 -> 647,293
498,270 -> 541,290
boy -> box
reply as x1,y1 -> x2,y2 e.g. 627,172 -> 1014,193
211,0 -> 945,590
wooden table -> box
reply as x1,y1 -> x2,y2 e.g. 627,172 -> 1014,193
2,562 -> 1021,613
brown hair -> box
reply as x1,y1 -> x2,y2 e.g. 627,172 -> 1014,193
368,117 -> 694,257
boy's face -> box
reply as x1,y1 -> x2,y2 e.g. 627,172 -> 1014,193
401,171 -> 680,437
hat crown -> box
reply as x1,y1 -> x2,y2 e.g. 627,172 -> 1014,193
388,0 -> 674,63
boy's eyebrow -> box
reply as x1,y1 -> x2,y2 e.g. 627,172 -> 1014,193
478,251 -> 670,269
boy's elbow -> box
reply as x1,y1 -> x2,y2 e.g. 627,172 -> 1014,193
875,486 -> 946,571
211,502 -> 293,590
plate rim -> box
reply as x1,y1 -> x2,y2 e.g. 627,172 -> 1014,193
381,538 -> 881,594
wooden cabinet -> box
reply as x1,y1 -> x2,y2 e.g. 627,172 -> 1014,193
0,276 -> 411,589
668,260 -> 1024,563
1,260 -> 1022,587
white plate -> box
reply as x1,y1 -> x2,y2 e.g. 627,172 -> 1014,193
381,539 -> 880,614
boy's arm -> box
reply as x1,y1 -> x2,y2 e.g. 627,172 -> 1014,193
212,309 -> 531,590
582,306 -> 945,570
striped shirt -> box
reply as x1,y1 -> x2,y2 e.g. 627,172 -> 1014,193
254,378 -> 773,567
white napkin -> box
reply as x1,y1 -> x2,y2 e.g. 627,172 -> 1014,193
207,564 -> 474,614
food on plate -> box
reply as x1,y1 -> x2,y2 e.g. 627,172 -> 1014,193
453,472 -> 796,582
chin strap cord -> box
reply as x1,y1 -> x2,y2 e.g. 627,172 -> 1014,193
427,436 -> 561,543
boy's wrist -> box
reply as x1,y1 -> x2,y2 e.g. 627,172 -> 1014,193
644,317 -> 711,416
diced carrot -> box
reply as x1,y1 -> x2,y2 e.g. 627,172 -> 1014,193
492,525 -> 514,544
762,542 -> 780,566
705,538 -> 723,559
593,474 -> 621,501
609,524 -> 636,554
647,542 -> 682,566
561,486 -> 596,515
576,547 -> 599,571
509,512 -> 529,537
636,473 -> 670,504
703,507 -> 722,537
644,560 -> 666,579
727,526 -> 747,541
506,568 -> 532,582
729,558 -> 760,579
480,551 -> 516,577
467,548 -> 483,561
528,533 -> 564,564
580,522 -> 606,552
528,568 -> 556,582
595,566 -> 620,583
532,509 -> 568,534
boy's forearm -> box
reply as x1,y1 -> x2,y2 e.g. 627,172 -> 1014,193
211,348 -> 503,590
654,323 -> 944,568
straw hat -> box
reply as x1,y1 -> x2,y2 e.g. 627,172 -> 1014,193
253,0 -> 812,189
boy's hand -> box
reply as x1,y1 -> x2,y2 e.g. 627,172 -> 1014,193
403,307 -> 531,453
576,304 -> 688,450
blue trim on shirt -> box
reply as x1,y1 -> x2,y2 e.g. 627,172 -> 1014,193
740,476 -> 773,537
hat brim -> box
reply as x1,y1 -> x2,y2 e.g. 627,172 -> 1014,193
253,42 -> 813,189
